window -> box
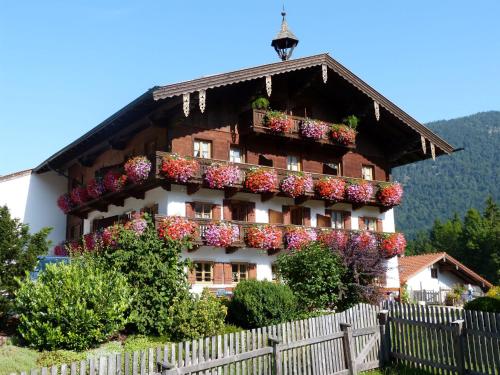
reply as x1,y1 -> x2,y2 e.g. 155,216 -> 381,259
194,262 -> 213,282
271,264 -> 279,282
194,203 -> 212,219
331,211 -> 344,229
231,203 -> 251,222
362,165 -> 374,180
193,140 -> 212,159
258,155 -> 273,167
230,147 -> 244,163
287,155 -> 301,171
144,139 -> 157,156
431,268 -> 438,279
69,223 -> 81,240
364,217 -> 377,231
291,206 -> 305,225
232,263 -> 248,283
324,162 -> 341,176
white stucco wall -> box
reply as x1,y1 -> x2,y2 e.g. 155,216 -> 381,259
406,266 -> 482,294
0,170 -> 67,251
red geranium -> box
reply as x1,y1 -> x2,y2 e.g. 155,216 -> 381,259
158,216 -> 198,242
330,124 -> 356,145
318,230 -> 349,251
264,111 -> 293,133
70,186 -> 89,206
245,167 -> 278,193
54,243 -> 68,256
345,181 -> 374,204
280,173 -> 313,198
87,178 -> 106,199
377,182 -> 403,207
315,178 -> 346,201
103,170 -> 127,192
380,232 -> 406,258
57,194 -> 73,213
245,225 -> 282,250
161,154 -> 199,183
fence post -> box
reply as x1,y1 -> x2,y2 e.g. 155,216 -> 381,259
378,310 -> 390,367
451,319 -> 466,375
156,360 -> 177,375
340,322 -> 357,375
268,335 -> 282,375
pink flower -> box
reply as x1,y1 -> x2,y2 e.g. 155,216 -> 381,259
54,243 -> 68,256
57,194 -> 73,213
318,230 -> 349,251
377,182 -> 403,207
284,227 -> 317,250
124,156 -> 151,184
204,164 -> 241,189
245,225 -> 282,250
102,225 -> 121,248
87,178 -> 106,199
280,173 -> 313,198
103,170 -> 127,192
264,111 -> 293,133
70,186 -> 89,206
124,213 -> 148,236
330,125 -> 356,145
345,181 -> 374,204
351,231 -> 377,251
300,120 -> 327,140
203,223 -> 240,247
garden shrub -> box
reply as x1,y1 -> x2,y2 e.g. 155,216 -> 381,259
15,260 -> 131,351
168,289 -> 227,341
276,242 -> 345,311
227,280 -> 298,329
464,297 -> 500,313
485,286 -> 500,299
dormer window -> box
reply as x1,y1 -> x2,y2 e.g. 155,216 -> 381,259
287,155 -> 301,171
194,140 -> 212,159
362,165 -> 374,180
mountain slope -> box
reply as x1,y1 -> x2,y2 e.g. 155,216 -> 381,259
393,111 -> 500,238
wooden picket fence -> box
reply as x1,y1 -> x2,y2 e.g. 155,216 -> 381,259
13,303 -> 383,375
385,302 -> 500,375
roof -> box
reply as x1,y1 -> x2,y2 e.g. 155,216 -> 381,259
399,252 -> 493,289
35,53 -> 455,173
0,169 -> 32,183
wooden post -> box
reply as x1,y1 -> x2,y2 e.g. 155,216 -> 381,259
451,319 -> 465,375
340,322 -> 357,375
156,360 -> 176,375
268,335 -> 282,375
378,310 -> 390,366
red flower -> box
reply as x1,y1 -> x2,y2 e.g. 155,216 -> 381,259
245,168 -> 278,193
318,230 -> 349,251
158,216 -> 198,242
87,178 -> 106,199
315,178 -> 346,201
245,225 -> 282,250
377,182 -> 403,207
161,154 -> 199,183
103,170 -> 127,192
380,233 -> 406,258
264,111 -> 293,133
57,194 -> 73,213
70,186 -> 89,206
330,125 -> 356,145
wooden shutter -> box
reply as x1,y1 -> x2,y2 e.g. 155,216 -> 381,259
248,264 -> 257,279
223,263 -> 233,284
358,217 -> 366,230
269,209 -> 284,224
213,263 -> 224,284
343,212 -> 351,230
376,219 -> 384,232
316,214 -> 331,228
187,266 -> 196,284
185,202 -> 195,219
303,207 -> 311,226
247,202 -> 256,223
212,204 -> 221,220
223,200 -> 232,221
282,206 -> 291,225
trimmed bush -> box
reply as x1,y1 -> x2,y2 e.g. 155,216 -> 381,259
228,280 -> 298,329
16,260 -> 131,351
168,289 -> 227,341
464,297 -> 500,313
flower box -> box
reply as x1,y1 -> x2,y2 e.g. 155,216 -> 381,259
245,167 -> 278,193
124,156 -> 151,184
103,170 -> 128,192
87,178 -> 106,199
330,124 -> 356,145
318,230 -> 349,251
280,173 -> 313,198
380,232 -> 406,258
70,186 -> 89,206
161,154 -> 199,183
157,216 -> 198,242
351,231 -> 377,251
377,182 -> 403,207
203,223 -> 240,247
124,213 -> 148,236
57,193 -> 73,213
245,225 -> 282,250
300,119 -> 328,140
263,111 -> 293,133
284,227 -> 317,251
314,177 -> 346,201
204,164 -> 240,189
345,181 -> 374,204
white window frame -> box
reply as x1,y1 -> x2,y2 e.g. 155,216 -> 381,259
331,211 -> 344,229
362,165 -> 374,181
287,155 -> 301,172
194,140 -> 212,159
232,263 -> 248,283
194,203 -> 212,219
364,217 -> 377,231
229,147 -> 244,163
194,262 -> 213,283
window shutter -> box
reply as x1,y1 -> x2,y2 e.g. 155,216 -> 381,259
247,202 -> 256,222
358,217 -> 366,230
187,266 -> 196,284
212,204 -> 221,220
303,207 -> 311,226
213,263 -> 224,284
282,206 -> 291,225
316,214 -> 331,228
223,263 -> 233,284
223,200 -> 232,221
343,212 -> 351,230
248,263 -> 257,279
186,202 -> 195,219
269,209 -> 284,224
376,219 -> 383,232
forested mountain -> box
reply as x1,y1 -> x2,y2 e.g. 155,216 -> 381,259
393,111 -> 500,239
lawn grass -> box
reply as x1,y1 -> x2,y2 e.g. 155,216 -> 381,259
364,364 -> 433,375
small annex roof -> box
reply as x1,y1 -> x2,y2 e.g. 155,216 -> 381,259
399,252 -> 493,289
0,168 -> 32,183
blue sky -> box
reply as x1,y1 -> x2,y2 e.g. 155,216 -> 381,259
1,1 -> 499,175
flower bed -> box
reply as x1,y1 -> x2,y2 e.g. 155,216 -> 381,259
83,232 -> 100,252
87,178 -> 106,199
315,177 -> 346,201
377,182 -> 403,207
102,225 -> 121,248
380,232 -> 406,258
245,167 -> 278,193
124,213 -> 148,236
124,156 -> 151,184
54,243 -> 69,256
203,223 -> 240,247
351,231 -> 377,251
345,181 -> 374,204
284,227 -> 317,251
280,173 -> 313,198
161,154 -> 199,183
157,216 -> 198,242
318,230 -> 349,251
204,164 -> 240,189
70,186 -> 89,206
300,120 -> 327,140
103,170 -> 127,192
263,111 -> 293,133
57,193 -> 73,213
245,225 -> 282,250
330,124 -> 356,145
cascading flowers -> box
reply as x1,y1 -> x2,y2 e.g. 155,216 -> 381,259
245,167 -> 278,193
204,164 -> 240,189
124,156 -> 151,184
300,119 -> 328,140
318,229 -> 349,251
330,124 -> 356,145
315,177 -> 346,201
284,227 -> 317,251
57,193 -> 73,213
377,182 -> 403,207
86,178 -> 106,199
380,232 -> 406,258
351,231 -> 377,251
157,216 -> 198,242
264,111 -> 293,133
103,170 -> 127,192
280,173 -> 313,198
124,213 -> 148,236
83,232 -> 101,252
203,223 -> 240,247
245,225 -> 282,250
161,154 -> 199,183
345,180 -> 374,204
70,186 -> 89,206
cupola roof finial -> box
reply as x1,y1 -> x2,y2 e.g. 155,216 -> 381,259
271,6 -> 299,61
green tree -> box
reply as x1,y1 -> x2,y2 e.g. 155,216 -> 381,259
0,205 -> 51,320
